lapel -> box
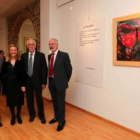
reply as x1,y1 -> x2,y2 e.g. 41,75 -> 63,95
48,54 -> 51,69
54,51 -> 61,68
33,51 -> 38,71
48,54 -> 51,62
25,53 -> 29,72
49,51 -> 61,69
13,60 -> 18,71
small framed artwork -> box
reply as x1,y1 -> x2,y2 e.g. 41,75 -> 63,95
113,13 -> 140,67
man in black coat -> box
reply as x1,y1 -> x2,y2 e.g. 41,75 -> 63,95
0,50 -> 5,95
0,50 -> 3,126
0,50 -> 5,126
48,38 -> 72,131
21,38 -> 48,124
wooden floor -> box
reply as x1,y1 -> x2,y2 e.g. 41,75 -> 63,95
0,94 -> 140,140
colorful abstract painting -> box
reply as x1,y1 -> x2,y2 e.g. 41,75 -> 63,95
113,13 -> 140,67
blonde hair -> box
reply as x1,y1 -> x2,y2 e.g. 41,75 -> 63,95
6,44 -> 21,62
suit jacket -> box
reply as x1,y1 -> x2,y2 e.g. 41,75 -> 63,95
0,57 -> 3,74
48,50 -> 72,90
21,51 -> 48,86
0,57 -> 4,74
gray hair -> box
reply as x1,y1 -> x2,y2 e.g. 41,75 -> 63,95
49,38 -> 58,44
26,38 -> 36,46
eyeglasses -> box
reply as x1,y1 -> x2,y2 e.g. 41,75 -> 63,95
28,44 -> 35,46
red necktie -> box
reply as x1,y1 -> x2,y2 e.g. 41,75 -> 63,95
49,53 -> 54,77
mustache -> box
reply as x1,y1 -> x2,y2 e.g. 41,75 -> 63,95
50,46 -> 54,49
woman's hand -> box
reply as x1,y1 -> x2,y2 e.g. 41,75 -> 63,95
21,86 -> 26,92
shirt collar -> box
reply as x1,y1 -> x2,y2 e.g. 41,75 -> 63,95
53,49 -> 58,55
29,51 -> 35,56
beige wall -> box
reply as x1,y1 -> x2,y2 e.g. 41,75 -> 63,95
18,20 -> 36,54
40,0 -> 50,99
0,18 -> 7,54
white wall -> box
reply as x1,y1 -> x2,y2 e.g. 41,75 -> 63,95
40,0 -> 51,99
41,0 -> 140,132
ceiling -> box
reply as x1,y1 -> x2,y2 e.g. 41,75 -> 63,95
0,0 -> 35,18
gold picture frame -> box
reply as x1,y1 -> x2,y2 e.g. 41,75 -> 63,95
113,13 -> 140,67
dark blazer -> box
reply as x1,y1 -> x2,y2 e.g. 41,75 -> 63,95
21,51 -> 47,86
48,50 -> 72,90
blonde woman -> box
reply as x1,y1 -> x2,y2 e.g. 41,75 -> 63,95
1,44 -> 26,125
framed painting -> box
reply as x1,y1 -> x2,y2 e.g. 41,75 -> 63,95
113,13 -> 140,67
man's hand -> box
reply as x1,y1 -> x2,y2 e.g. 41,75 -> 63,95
42,85 -> 46,89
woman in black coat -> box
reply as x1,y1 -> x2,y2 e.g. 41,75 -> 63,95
1,44 -> 26,125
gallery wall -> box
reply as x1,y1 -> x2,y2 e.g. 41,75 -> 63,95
41,0 -> 140,132
40,0 -> 50,99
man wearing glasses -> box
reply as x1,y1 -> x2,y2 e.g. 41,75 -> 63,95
21,38 -> 48,124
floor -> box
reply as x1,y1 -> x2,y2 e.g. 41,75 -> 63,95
0,95 -> 140,140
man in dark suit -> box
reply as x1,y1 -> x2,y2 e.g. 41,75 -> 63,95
0,50 -> 4,127
0,52 -> 3,93
0,50 -> 5,95
21,38 -> 48,124
48,38 -> 72,131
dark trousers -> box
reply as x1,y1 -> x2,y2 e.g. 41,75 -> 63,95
26,78 -> 45,118
49,78 -> 66,123
0,81 -> 2,94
